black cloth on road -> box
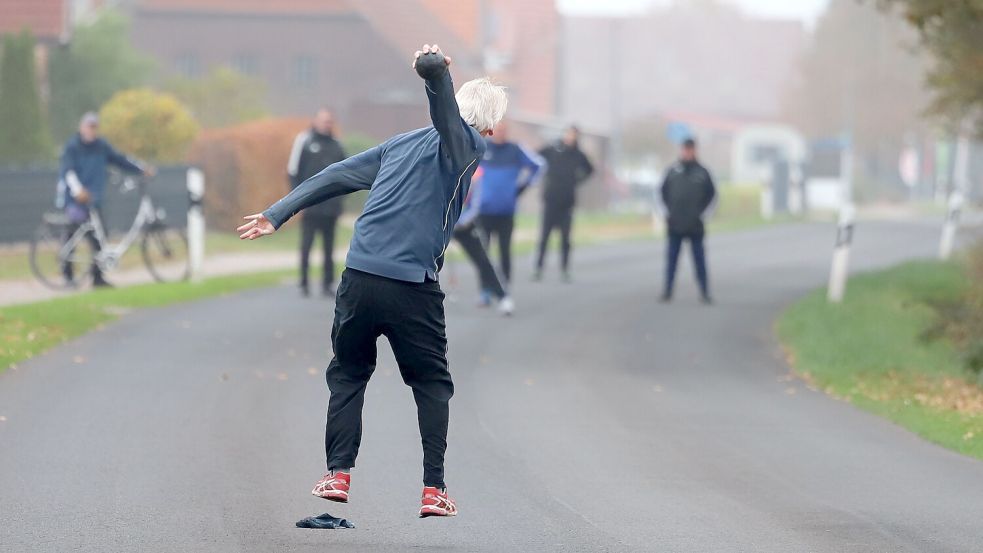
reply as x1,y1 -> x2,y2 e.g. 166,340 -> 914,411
535,204 -> 573,272
453,225 -> 506,299
299,215 -> 339,289
324,268 -> 453,488
295,513 -> 355,529
477,214 -> 514,283
660,160 -> 716,236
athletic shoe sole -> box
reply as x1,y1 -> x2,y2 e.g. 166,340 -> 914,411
419,505 -> 457,518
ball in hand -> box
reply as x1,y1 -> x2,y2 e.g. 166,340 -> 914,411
415,52 -> 446,80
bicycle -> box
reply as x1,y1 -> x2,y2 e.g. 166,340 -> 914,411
30,176 -> 190,290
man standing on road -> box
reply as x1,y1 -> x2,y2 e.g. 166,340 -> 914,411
287,108 -> 348,297
476,120 -> 544,285
533,125 -> 594,282
660,138 -> 716,304
237,44 -> 507,518
58,112 -> 155,288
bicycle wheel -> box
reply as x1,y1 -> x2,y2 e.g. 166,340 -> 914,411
141,225 -> 190,282
29,214 -> 95,290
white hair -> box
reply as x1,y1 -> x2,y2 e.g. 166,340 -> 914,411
455,77 -> 508,133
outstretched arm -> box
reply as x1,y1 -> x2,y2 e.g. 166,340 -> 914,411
239,145 -> 382,239
413,44 -> 479,171
105,141 -> 155,177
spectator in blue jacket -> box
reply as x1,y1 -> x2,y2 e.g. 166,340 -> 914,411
237,44 -> 507,519
58,112 -> 154,287
475,121 -> 544,283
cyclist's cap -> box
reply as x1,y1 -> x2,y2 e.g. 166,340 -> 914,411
80,112 -> 99,126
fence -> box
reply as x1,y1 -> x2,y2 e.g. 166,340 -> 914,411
0,166 -> 192,244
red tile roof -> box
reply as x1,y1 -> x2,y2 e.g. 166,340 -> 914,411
139,0 -> 350,15
0,0 -> 68,41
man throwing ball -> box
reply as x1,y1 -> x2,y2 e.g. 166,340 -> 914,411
238,45 -> 507,518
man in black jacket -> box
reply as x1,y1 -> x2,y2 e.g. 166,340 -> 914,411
534,125 -> 594,282
660,138 -> 716,304
287,108 -> 348,297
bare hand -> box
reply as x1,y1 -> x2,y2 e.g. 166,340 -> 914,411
74,187 -> 91,205
237,213 -> 275,240
412,44 -> 452,69
143,165 -> 157,178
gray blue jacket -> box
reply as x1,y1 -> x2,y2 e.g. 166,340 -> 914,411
263,68 -> 485,283
58,134 -> 145,208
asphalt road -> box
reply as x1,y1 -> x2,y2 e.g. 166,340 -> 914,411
3,220 -> 983,552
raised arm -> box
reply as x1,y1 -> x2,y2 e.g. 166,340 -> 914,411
414,44 -> 479,171
239,145 -> 383,239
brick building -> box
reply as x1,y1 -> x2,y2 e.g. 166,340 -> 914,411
130,0 -> 559,139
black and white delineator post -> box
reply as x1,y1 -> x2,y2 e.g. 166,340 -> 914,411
940,130 -> 970,260
827,203 -> 855,303
186,168 -> 205,282
939,190 -> 963,260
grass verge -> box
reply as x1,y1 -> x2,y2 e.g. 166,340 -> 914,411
0,269 -> 291,373
776,260 -> 983,460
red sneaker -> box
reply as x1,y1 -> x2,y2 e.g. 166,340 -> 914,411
419,486 -> 457,518
311,471 -> 350,503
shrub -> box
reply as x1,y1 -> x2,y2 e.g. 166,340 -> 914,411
99,88 -> 199,163
187,118 -> 380,230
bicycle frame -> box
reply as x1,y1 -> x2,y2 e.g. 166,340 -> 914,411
59,180 -> 164,273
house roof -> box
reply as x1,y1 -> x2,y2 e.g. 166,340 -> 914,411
0,0 -> 69,41
139,0 -> 351,16
137,0 -> 481,76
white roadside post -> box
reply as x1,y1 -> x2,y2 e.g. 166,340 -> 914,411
827,203 -> 855,303
939,190 -> 964,261
940,130 -> 970,260
186,168 -> 206,282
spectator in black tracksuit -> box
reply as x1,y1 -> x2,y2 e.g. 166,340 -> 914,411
534,125 -> 594,281
660,138 -> 716,304
287,108 -> 348,297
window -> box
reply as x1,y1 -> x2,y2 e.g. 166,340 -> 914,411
292,55 -> 315,87
232,53 -> 259,76
175,53 -> 200,78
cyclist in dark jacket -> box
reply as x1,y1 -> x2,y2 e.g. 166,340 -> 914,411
287,108 -> 348,297
58,112 -> 153,287
534,125 -> 593,281
660,138 -> 716,303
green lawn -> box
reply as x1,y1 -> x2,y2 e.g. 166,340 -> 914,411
777,260 -> 983,459
0,270 -> 292,372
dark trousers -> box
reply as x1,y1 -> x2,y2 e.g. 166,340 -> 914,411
477,214 -> 514,282
324,268 -> 454,488
664,232 -> 709,298
453,225 -> 507,299
535,205 -> 573,272
299,215 -> 338,289
63,207 -> 104,281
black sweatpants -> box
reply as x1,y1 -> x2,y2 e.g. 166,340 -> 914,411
535,205 -> 573,272
324,268 -> 453,488
299,215 -> 338,289
453,225 -> 507,299
477,214 -> 514,282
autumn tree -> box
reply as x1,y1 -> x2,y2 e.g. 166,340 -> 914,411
0,30 -> 53,164
47,10 -> 153,142
99,89 -> 200,163
877,0 -> 983,136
